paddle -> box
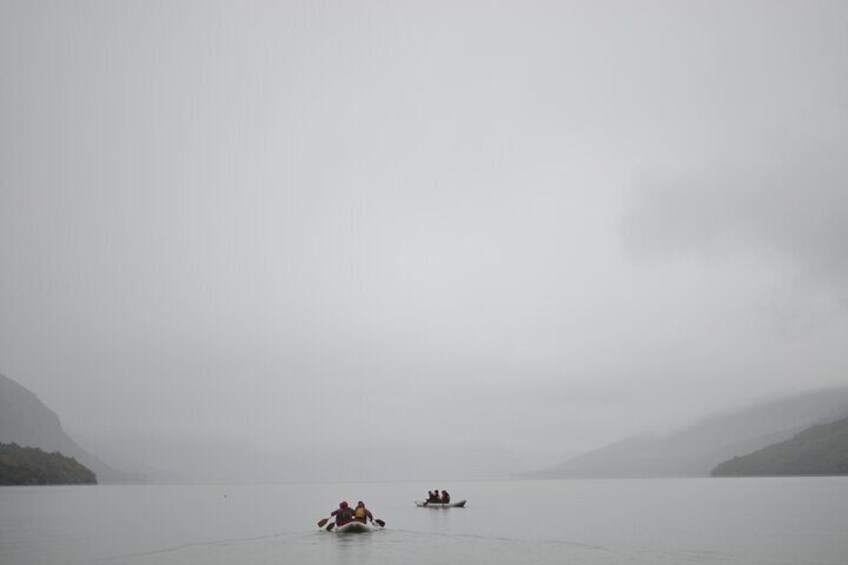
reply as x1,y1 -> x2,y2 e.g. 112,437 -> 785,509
318,516 -> 341,531
374,518 -> 386,527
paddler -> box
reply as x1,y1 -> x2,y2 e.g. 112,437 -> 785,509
353,500 -> 374,523
331,500 -> 354,526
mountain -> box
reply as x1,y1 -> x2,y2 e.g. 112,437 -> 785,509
0,442 -> 97,485
711,415 -> 848,476
2,371 -> 519,484
519,387 -> 848,479
0,372 -> 143,483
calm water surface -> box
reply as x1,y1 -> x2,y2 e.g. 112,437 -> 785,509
1,478 -> 846,564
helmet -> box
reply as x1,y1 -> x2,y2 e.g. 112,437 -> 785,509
340,501 -> 348,508
357,500 -> 364,506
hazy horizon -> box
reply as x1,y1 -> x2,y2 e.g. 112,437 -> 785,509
2,1 -> 847,480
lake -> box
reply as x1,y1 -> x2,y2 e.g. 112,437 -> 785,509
1,478 -> 846,564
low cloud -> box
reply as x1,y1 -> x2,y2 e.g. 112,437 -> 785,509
623,127 -> 848,307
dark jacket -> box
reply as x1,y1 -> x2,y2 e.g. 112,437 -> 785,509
331,506 -> 354,525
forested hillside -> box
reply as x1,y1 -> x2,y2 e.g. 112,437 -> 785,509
712,416 -> 848,477
519,388 -> 848,478
0,372 -> 140,483
0,442 -> 97,485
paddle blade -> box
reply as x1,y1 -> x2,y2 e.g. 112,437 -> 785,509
317,518 -> 329,528
375,519 -> 386,527
325,522 -> 335,532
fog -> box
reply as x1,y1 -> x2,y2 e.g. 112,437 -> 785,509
2,1 -> 847,479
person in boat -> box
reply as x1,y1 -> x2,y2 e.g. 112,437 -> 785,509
353,500 -> 373,523
427,490 -> 441,503
331,500 -> 354,526
441,490 -> 450,504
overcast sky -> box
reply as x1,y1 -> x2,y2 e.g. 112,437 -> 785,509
1,0 -> 847,474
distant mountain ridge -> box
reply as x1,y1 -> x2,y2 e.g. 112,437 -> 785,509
0,372 -> 142,483
712,415 -> 848,476
519,387 -> 848,479
2,372 -> 519,483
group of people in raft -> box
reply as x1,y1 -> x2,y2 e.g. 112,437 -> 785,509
327,489 -> 453,527
425,489 -> 450,504
329,500 -> 374,526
